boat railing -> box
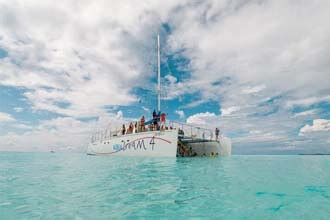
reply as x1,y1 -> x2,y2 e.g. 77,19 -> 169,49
90,127 -> 122,143
168,121 -> 214,141
90,120 -> 215,143
90,120 -> 173,143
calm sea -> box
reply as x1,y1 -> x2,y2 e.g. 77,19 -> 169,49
0,152 -> 329,219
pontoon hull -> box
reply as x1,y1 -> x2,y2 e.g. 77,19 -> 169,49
186,137 -> 232,157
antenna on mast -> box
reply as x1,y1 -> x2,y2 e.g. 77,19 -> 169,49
157,34 -> 161,112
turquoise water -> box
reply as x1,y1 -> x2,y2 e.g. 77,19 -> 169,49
0,153 -> 329,219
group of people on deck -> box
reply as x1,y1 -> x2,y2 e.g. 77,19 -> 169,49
119,110 -> 222,141
121,110 -> 167,135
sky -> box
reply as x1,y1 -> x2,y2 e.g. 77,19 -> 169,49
0,0 -> 329,154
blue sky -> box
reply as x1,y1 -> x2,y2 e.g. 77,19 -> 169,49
0,0 -> 329,153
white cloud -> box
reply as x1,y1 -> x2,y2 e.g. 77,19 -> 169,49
0,112 -> 130,152
0,112 -> 15,122
165,0 -> 330,153
168,2 -> 330,99
14,107 -> 23,112
286,95 -> 330,108
165,74 -> 177,84
221,106 -> 240,116
293,109 -> 318,118
175,110 -> 185,119
186,112 -> 217,125
242,85 -> 266,94
235,131 -> 286,144
0,0 -> 190,117
115,111 -> 123,120
0,118 -> 91,152
168,1 -> 330,106
171,0 -> 330,89
1,0 -> 330,153
299,119 -> 330,135
184,99 -> 208,109
10,123 -> 32,129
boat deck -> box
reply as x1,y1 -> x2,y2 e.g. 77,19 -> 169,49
180,137 -> 219,144
90,120 -> 218,144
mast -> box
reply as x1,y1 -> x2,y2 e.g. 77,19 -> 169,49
157,34 -> 161,112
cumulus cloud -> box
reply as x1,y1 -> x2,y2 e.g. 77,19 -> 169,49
168,0 -> 330,98
0,111 -> 130,152
1,0 -> 330,153
166,0 -> 330,109
221,106 -> 240,116
299,119 -> 330,135
0,117 -> 91,152
165,0 -> 330,153
0,112 -> 15,122
175,110 -> 185,119
187,112 -> 217,125
0,0 -> 190,117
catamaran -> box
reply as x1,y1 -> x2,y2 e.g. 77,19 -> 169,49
87,35 -> 232,157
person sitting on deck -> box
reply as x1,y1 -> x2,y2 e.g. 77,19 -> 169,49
126,122 -> 133,134
134,122 -> 138,133
121,124 -> 126,135
160,112 -> 166,130
215,127 -> 220,141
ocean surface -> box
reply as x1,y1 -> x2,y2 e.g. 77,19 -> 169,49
0,153 -> 329,219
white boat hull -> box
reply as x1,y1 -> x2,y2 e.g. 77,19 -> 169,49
87,130 -> 178,157
87,128 -> 232,157
186,137 -> 232,157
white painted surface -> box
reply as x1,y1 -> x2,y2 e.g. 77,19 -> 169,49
87,129 -> 178,157
186,136 -> 232,157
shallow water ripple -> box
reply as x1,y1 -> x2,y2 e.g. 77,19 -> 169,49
0,153 -> 329,219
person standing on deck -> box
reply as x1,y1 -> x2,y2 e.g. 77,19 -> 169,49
152,110 -> 157,120
215,128 -> 220,141
121,124 -> 126,135
153,109 -> 157,129
160,112 -> 166,130
157,111 -> 161,130
153,110 -> 158,130
140,116 -> 145,132
134,122 -> 138,133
